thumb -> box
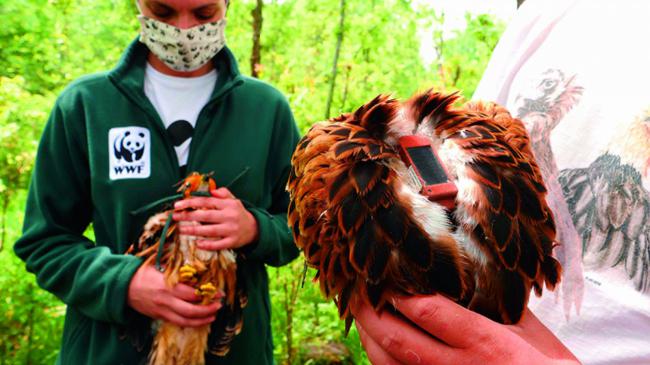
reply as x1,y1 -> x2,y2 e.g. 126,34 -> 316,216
211,187 -> 234,199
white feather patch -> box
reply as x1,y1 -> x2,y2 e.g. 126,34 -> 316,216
387,158 -> 450,239
385,108 -> 416,146
437,139 -> 490,269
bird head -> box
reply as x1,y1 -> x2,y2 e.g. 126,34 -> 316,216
514,68 -> 568,116
178,172 -> 216,198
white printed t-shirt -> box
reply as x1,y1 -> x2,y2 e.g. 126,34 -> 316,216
474,0 -> 650,363
144,63 -> 217,168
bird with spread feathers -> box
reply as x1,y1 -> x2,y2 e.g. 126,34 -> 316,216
127,172 -> 247,365
287,90 -> 562,330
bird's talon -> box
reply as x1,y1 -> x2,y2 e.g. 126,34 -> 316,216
199,283 -> 218,298
180,265 -> 197,274
179,265 -> 197,283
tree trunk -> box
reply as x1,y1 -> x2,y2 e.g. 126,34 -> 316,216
284,279 -> 293,365
325,0 -> 347,119
433,14 -> 446,86
25,283 -> 36,365
340,64 -> 351,112
250,0 -> 263,78
517,0 -> 526,8
283,267 -> 300,365
452,65 -> 462,87
0,193 -> 8,252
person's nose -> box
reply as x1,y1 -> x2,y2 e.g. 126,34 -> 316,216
176,14 -> 199,30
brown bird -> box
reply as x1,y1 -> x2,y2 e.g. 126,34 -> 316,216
287,91 -> 561,330
127,172 -> 247,365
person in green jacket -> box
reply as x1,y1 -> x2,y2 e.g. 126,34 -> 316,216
14,0 -> 300,364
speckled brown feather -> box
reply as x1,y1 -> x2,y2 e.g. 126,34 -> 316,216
288,96 -> 474,328
126,174 -> 247,364
289,90 -> 561,328
405,91 -> 561,323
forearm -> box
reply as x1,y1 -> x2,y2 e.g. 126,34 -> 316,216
15,231 -> 142,323
243,95 -> 301,267
16,103 -> 144,324
242,208 -> 299,266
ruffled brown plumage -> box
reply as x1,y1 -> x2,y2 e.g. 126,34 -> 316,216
126,173 -> 247,364
288,90 -> 561,328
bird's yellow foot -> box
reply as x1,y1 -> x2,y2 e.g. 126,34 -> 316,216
179,265 -> 198,284
196,283 -> 218,304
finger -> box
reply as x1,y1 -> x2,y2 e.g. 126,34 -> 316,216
178,223 -> 233,238
196,237 -> 236,251
167,297 -> 222,319
159,309 -> 216,328
356,322 -> 404,365
352,298 -> 459,365
173,209 -> 227,224
174,197 -> 227,211
171,283 -> 226,303
171,283 -> 202,302
392,294 -> 490,348
211,187 -> 234,199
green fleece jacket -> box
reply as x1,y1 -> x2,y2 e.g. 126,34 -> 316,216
14,39 -> 300,364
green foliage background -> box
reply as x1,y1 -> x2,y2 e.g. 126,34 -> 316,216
0,0 -> 505,363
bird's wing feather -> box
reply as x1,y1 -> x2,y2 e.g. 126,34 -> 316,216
288,96 -> 472,327
404,92 -> 560,323
208,254 -> 248,356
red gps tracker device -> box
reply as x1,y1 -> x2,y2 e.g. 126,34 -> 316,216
397,135 -> 458,210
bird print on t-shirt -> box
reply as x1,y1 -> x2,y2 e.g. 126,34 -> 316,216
514,68 -> 585,317
559,108 -> 650,292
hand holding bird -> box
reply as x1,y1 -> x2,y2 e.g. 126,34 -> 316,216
127,172 -> 248,365
127,264 -> 223,328
287,90 -> 561,334
173,187 -> 259,251
352,294 -> 579,365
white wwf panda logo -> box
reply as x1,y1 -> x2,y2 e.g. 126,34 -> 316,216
109,127 -> 151,180
114,130 -> 146,162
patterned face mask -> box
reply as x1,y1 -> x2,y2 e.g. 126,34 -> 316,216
137,15 -> 227,72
